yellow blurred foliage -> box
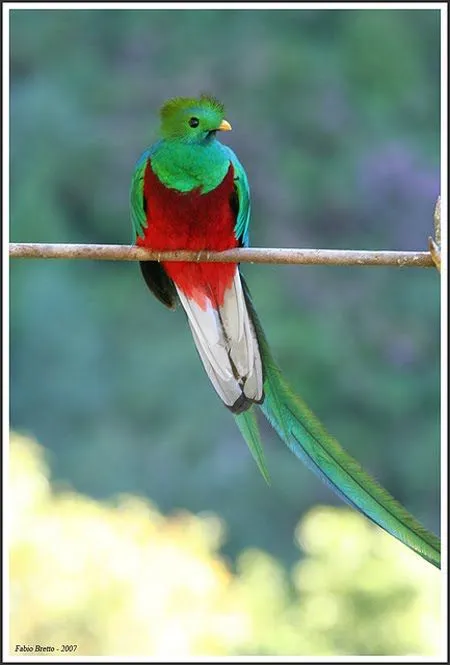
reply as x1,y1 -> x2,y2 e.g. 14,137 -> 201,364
8,432 -> 442,657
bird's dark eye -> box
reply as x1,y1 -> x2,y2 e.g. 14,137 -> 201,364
188,117 -> 200,128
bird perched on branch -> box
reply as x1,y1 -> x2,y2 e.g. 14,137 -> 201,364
130,94 -> 440,568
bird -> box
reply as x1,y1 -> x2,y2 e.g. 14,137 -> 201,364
130,94 -> 440,569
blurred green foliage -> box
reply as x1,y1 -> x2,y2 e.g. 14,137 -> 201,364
10,7 -> 439,580
9,433 -> 441,657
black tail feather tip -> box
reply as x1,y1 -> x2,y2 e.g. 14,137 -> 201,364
228,391 -> 265,414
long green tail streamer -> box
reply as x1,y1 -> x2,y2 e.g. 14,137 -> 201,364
235,408 -> 271,485
239,278 -> 440,569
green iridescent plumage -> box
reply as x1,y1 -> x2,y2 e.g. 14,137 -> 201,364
242,280 -> 440,568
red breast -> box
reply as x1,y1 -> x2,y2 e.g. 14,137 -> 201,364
137,160 -> 239,309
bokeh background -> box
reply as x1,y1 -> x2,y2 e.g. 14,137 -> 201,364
9,7 -> 441,657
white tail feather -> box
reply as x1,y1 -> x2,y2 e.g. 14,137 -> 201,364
176,271 -> 263,410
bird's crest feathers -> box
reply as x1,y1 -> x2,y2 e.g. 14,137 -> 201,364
160,94 -> 225,120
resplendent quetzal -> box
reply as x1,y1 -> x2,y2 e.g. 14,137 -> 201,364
130,95 -> 440,569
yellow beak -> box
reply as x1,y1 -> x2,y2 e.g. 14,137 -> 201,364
218,119 -> 232,131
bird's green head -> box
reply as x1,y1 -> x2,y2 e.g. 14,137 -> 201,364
159,94 -> 231,142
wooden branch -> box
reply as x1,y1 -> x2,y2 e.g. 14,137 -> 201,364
428,196 -> 441,272
9,243 -> 435,268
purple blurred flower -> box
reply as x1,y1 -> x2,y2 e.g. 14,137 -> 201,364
357,142 -> 439,250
